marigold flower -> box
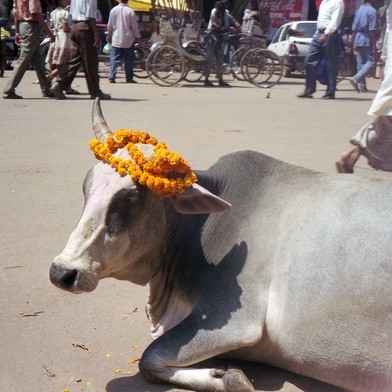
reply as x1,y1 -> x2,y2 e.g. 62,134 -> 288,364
89,129 -> 197,196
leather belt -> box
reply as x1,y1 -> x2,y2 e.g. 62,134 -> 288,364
73,20 -> 89,24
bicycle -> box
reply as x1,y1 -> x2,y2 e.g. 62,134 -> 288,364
145,24 -> 204,86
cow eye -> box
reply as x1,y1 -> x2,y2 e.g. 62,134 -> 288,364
106,189 -> 140,236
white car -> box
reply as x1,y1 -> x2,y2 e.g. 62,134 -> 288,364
268,21 -> 317,77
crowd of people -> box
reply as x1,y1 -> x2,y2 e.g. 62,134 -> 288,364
0,0 -> 270,95
1,0 -> 392,174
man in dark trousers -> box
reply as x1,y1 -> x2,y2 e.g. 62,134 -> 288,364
50,0 -> 110,100
297,0 -> 345,99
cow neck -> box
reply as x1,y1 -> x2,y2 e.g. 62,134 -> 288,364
147,208 -> 204,334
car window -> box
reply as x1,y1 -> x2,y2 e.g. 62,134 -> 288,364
271,25 -> 285,44
295,23 -> 317,38
281,25 -> 291,41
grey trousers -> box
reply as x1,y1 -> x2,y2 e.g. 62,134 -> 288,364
3,21 -> 50,95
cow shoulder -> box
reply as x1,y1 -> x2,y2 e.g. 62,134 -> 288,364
169,150 -> 274,215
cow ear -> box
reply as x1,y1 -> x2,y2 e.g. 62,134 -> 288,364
169,184 -> 231,215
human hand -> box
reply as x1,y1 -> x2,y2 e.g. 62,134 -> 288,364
15,33 -> 21,45
318,34 -> 328,44
93,34 -> 99,48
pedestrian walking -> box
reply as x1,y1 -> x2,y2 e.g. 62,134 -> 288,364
2,0 -> 55,99
106,0 -> 141,84
336,2 -> 392,173
50,0 -> 110,100
348,0 -> 379,93
297,0 -> 345,100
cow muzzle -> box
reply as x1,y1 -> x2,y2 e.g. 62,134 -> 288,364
49,264 -> 97,293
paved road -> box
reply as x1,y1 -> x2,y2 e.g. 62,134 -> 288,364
1,67 -> 390,392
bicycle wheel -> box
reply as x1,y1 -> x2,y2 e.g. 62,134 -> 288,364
134,43 -> 151,79
183,46 -> 204,83
229,46 -> 248,81
146,45 -> 186,86
242,49 -> 283,88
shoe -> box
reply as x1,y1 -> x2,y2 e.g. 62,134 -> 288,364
297,91 -> 313,98
3,92 -> 23,99
90,92 -> 111,100
359,87 -> 368,93
43,91 -> 55,98
204,79 -> 214,87
108,79 -> 116,83
322,93 -> 335,99
49,83 -> 66,100
65,88 -> 80,95
126,79 -> 137,83
218,80 -> 231,87
348,77 -> 359,92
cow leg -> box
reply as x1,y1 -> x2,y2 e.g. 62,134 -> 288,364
139,314 -> 258,392
141,366 -> 254,392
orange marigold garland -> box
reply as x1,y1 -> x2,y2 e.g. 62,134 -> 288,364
89,129 -> 197,196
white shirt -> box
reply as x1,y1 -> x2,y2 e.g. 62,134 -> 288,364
317,0 -> 345,35
368,2 -> 392,116
107,3 -> 140,48
70,0 -> 97,21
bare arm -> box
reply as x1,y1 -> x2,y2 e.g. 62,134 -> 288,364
33,12 -> 54,41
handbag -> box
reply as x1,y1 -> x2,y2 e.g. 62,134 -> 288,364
102,42 -> 112,55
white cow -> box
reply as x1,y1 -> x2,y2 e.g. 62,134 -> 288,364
50,99 -> 392,392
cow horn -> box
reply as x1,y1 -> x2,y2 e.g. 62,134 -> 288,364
92,98 -> 113,141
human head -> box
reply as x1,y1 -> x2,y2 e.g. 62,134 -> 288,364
215,1 -> 225,13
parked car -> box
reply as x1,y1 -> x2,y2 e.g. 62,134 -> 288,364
268,21 -> 317,77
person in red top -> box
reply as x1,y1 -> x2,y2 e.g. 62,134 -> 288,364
3,0 -> 54,99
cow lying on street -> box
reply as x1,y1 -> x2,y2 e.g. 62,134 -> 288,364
50,98 -> 392,392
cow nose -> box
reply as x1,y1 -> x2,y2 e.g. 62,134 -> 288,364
49,264 -> 78,289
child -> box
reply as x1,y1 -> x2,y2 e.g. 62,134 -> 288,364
46,0 -> 71,81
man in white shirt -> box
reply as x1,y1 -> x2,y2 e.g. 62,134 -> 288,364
107,0 -> 140,83
50,0 -> 111,100
298,0 -> 344,99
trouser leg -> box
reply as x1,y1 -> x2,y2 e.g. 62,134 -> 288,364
77,28 -> 100,96
57,26 -> 82,91
214,45 -> 223,80
3,22 -> 39,94
354,47 -> 376,89
204,44 -> 214,78
325,32 -> 339,95
123,45 -> 135,81
108,46 -> 122,80
30,41 -> 51,94
304,37 -> 322,94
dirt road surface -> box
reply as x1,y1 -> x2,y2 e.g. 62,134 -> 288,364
1,67 -> 390,392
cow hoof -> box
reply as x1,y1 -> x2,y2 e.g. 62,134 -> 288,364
222,367 -> 255,392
